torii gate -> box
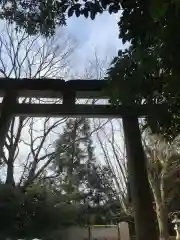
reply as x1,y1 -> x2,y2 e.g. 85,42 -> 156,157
0,78 -> 159,240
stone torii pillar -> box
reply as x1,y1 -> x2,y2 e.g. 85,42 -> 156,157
122,115 -> 158,240
0,91 -> 17,159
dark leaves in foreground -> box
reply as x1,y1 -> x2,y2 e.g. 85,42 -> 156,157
0,0 -> 122,36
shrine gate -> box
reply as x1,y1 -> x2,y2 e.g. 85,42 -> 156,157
0,78 -> 161,240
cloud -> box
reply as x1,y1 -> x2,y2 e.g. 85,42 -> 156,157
65,12 -> 126,72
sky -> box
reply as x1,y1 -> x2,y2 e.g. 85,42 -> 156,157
65,12 -> 125,73
63,12 -> 126,170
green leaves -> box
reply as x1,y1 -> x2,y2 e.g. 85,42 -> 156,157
68,7 -> 74,17
0,0 -> 174,37
106,0 -> 180,140
0,0 -> 122,35
83,8 -> 89,18
0,183 -> 82,239
68,4 -> 82,17
108,4 -> 120,14
149,0 -> 168,21
90,11 -> 96,19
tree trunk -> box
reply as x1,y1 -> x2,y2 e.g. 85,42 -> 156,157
156,201 -> 169,240
122,116 -> 158,240
0,92 -> 16,159
150,179 -> 169,240
6,160 -> 15,186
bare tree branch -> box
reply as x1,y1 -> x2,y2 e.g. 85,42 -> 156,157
0,22 -> 78,186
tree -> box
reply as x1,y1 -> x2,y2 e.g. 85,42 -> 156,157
0,112 -> 117,239
106,0 -> 180,140
0,183 -> 81,239
0,0 -> 121,36
105,46 -> 161,239
0,34 -> 116,238
0,21 -> 83,239
51,117 -> 121,224
51,117 -> 91,195
0,21 -> 77,187
79,52 -> 131,224
94,118 -> 128,210
143,133 -> 180,240
1,0 -> 179,39
84,163 -> 121,224
105,3 -> 180,237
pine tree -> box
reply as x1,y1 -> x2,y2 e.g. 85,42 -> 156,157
52,117 -> 120,224
52,117 -> 92,196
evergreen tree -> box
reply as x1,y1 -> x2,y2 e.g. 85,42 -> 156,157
52,117 -> 121,224
52,117 -> 92,196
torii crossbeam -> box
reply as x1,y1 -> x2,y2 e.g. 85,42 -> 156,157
0,78 -> 159,240
0,78 -> 162,117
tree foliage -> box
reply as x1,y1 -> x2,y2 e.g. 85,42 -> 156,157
0,29 -> 127,237
105,2 -> 180,238
0,22 -> 76,187
2,0 -> 179,36
0,0 -> 121,36
143,133 -> 180,239
0,183 -> 81,239
0,116 -> 124,239
106,0 -> 180,140
51,117 -> 121,224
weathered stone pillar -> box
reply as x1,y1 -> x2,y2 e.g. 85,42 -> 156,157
0,91 -> 16,159
122,116 -> 158,240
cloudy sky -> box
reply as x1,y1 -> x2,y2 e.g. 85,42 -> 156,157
65,12 -> 125,73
